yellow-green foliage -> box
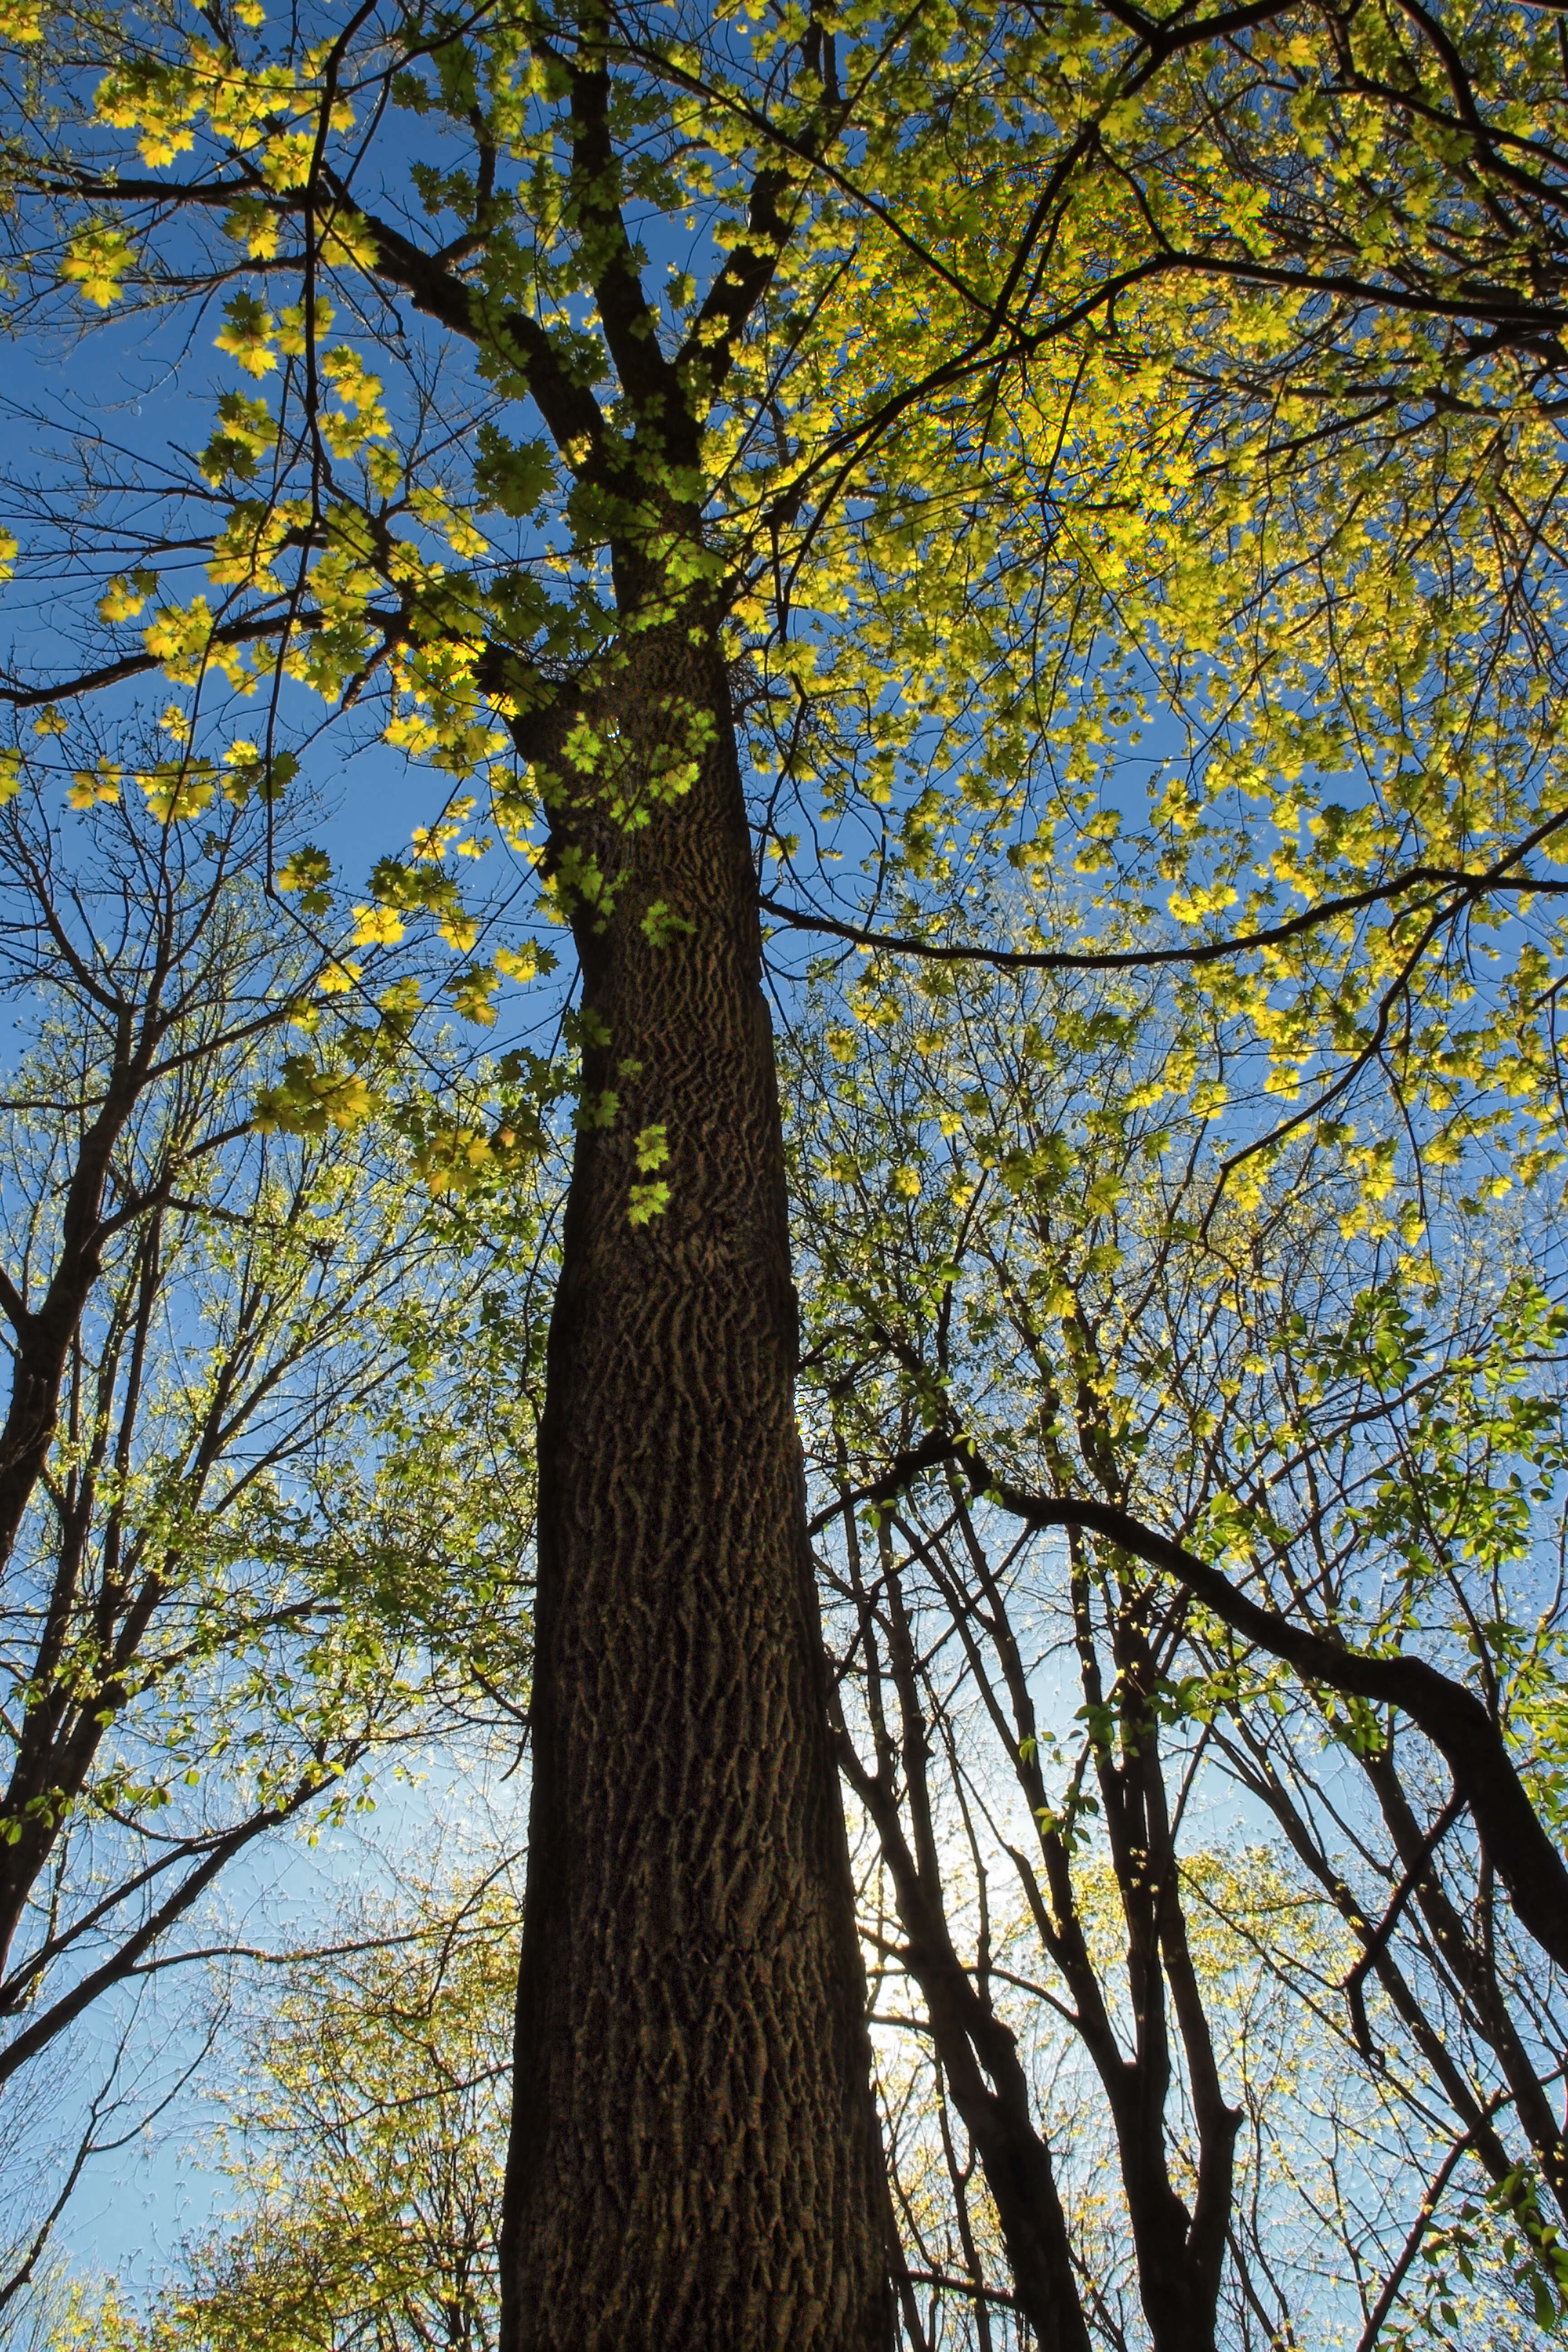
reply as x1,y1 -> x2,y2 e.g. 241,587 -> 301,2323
60,1875 -> 516,2352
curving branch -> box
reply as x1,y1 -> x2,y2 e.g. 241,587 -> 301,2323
759,858 -> 1568,976
851,1429 -> 1568,1977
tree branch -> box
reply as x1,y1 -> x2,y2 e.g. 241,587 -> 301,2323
0,1776 -> 329,2089
338,190 -> 608,461
759,854 -> 1568,977
852,1431 -> 1568,1976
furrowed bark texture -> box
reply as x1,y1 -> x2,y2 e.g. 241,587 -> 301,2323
501,627 -> 890,2352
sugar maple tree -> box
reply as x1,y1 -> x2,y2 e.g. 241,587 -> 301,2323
4,0 -> 1568,2344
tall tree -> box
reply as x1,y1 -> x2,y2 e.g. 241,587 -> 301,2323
6,0 -> 1568,2342
0,4 -> 936,2337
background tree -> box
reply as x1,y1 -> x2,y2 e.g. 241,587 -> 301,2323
0,782 -> 542,2307
70,1867 -> 521,2352
788,937 -> 1568,2347
77,960 -> 1568,2352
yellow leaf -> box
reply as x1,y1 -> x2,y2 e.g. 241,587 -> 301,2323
69,765 -> 120,809
450,965 -> 499,1024
437,908 -> 479,953
261,130 -> 316,191
139,763 -> 216,822
221,196 -> 280,260
214,293 -> 277,378
628,1180 -> 671,1226
60,227 -> 133,308
98,573 -> 151,622
495,943 -> 556,985
276,847 -> 332,909
319,209 -> 381,273
352,903 -> 406,947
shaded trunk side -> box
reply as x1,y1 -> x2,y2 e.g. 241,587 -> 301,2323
501,629 -> 890,2352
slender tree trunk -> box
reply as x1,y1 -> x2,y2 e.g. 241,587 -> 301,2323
500,622 -> 890,2350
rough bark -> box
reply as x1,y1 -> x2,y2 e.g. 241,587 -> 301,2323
500,625 -> 890,2352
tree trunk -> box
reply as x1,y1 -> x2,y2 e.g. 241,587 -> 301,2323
500,623 -> 891,2351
